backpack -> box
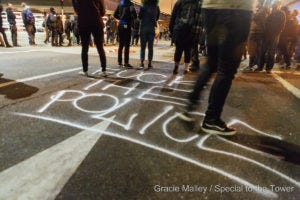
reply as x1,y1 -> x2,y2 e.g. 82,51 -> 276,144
175,1 -> 197,32
25,9 -> 35,25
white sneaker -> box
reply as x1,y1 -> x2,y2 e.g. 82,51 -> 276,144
0,72 -> 3,78
78,71 -> 88,76
102,71 -> 108,77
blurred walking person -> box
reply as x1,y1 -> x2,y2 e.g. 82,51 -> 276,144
56,15 -> 64,46
6,3 -> 18,47
137,0 -> 160,70
169,0 -> 202,74
114,0 -> 137,68
72,0 -> 107,77
21,2 -> 36,46
0,5 -> 12,48
259,2 -> 286,73
48,7 -> 58,46
179,0 -> 255,136
65,15 -> 73,46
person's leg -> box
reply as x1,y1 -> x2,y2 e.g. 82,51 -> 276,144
148,32 -> 155,68
173,39 -> 184,74
139,32 -> 146,67
265,37 -> 279,72
124,28 -> 132,66
79,27 -> 91,73
118,27 -> 125,65
92,26 -> 107,73
11,25 -> 18,46
205,10 -> 251,121
0,28 -> 11,47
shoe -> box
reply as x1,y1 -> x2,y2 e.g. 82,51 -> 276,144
189,63 -> 200,72
241,66 -> 253,72
178,111 -> 196,122
202,118 -> 236,136
266,70 -> 271,74
102,71 -> 108,77
137,63 -> 144,70
125,64 -> 134,69
184,69 -> 192,74
0,72 -> 3,78
78,71 -> 88,76
173,65 -> 179,75
285,65 -> 291,70
6,45 -> 13,48
118,63 -> 123,68
148,64 -> 153,69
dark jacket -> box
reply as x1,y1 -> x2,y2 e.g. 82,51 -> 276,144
6,7 -> 16,26
114,0 -> 137,27
265,9 -> 286,38
169,0 -> 202,40
72,0 -> 105,28
138,2 -> 160,33
0,5 -> 3,28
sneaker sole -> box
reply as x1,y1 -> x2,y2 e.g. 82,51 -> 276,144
201,127 -> 236,136
177,113 -> 195,122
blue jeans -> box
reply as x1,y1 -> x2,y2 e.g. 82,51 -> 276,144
140,31 -> 155,61
188,9 -> 252,120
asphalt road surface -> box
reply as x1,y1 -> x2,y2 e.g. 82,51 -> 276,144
0,43 -> 300,200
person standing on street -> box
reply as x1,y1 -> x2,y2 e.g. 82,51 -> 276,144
137,0 -> 160,70
169,0 -> 202,75
114,0 -> 137,68
6,3 -> 19,47
48,7 -> 58,46
179,0 -> 255,136
0,4 -> 12,48
259,1 -> 286,73
21,2 -> 36,46
72,0 -> 107,77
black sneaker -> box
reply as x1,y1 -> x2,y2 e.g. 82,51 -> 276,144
125,63 -> 134,69
137,63 -> 144,70
202,118 -> 236,136
173,65 -> 179,75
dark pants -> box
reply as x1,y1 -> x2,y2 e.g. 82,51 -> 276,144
140,31 -> 155,62
51,28 -> 58,46
191,37 -> 200,66
174,31 -> 193,63
10,25 -> 18,46
25,25 -> 35,45
188,9 -> 252,120
79,26 -> 106,72
248,33 -> 264,68
118,25 -> 131,64
259,36 -> 279,71
276,38 -> 291,66
0,27 -> 10,47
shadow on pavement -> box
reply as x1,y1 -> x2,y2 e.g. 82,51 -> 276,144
225,134 -> 300,166
0,78 -> 39,100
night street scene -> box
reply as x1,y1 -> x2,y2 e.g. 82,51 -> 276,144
0,0 -> 300,199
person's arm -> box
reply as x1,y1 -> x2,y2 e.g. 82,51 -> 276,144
138,6 -> 144,20
156,7 -> 160,21
169,2 -> 179,34
130,3 -> 137,20
114,5 -> 120,20
72,0 -> 79,14
99,0 -> 105,17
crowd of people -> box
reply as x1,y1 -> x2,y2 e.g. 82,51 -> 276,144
1,0 -> 300,135
244,2 -> 300,73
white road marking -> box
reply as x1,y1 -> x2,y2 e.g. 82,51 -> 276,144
0,116 -> 114,200
0,67 -> 81,89
197,136 -> 300,188
272,73 -> 300,99
13,112 -> 277,199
